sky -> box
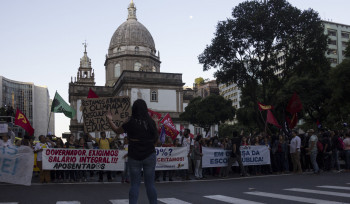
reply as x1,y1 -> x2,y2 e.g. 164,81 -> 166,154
1,0 -> 349,138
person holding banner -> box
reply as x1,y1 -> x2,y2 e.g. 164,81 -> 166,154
88,132 -> 118,182
225,131 -> 247,177
34,135 -> 56,183
107,99 -> 159,204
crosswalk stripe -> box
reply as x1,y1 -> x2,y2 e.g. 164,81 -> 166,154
204,195 -> 265,204
0,203 -> 18,204
317,185 -> 350,190
109,199 -> 129,204
285,188 -> 350,198
158,198 -> 192,204
244,191 -> 347,204
56,202 -> 80,204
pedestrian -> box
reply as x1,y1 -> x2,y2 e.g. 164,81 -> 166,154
273,135 -> 287,173
34,135 -> 56,183
330,131 -> 341,172
161,136 -> 174,181
225,131 -> 247,177
88,132 -> 118,182
343,133 -> 350,172
107,99 -> 159,204
181,128 -> 193,180
194,134 -> 203,180
65,135 -> 77,182
290,130 -> 302,173
306,129 -> 320,174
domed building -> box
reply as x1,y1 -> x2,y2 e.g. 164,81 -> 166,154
105,1 -> 160,87
68,1 -> 218,138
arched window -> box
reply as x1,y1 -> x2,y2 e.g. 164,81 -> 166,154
152,66 -> 156,72
114,64 -> 121,77
134,62 -> 141,71
135,46 -> 139,53
151,90 -> 157,102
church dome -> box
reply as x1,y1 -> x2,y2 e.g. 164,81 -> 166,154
109,1 -> 155,51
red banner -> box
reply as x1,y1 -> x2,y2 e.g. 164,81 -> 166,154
87,88 -> 99,98
148,109 -> 162,119
160,113 -> 179,140
14,109 -> 34,136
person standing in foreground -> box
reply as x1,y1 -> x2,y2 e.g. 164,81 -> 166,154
306,129 -> 320,174
290,130 -> 302,173
107,99 -> 159,204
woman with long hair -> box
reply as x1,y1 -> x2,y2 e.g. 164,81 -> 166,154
107,99 -> 159,204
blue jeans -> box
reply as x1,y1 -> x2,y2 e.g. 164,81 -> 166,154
345,150 -> 350,170
310,151 -> 319,173
331,149 -> 340,170
128,153 -> 157,204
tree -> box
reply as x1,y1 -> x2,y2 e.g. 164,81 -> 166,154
180,95 -> 235,135
325,58 -> 350,128
194,77 -> 204,85
198,0 -> 329,130
345,40 -> 350,58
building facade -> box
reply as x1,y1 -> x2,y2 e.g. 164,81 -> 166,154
0,76 -> 54,138
68,1 -> 218,138
323,20 -> 350,67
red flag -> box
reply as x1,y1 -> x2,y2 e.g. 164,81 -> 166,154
189,133 -> 194,139
286,113 -> 298,129
160,113 -> 179,140
258,102 -> 273,111
286,92 -> 302,114
148,109 -> 161,120
87,88 -> 99,98
267,110 -> 282,129
14,109 -> 34,136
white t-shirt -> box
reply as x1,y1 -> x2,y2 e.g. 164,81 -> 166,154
34,142 -> 47,161
182,136 -> 194,154
309,135 -> 318,153
290,136 -> 301,153
0,139 -> 13,147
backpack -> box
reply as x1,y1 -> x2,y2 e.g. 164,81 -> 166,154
317,140 -> 323,153
337,137 -> 344,150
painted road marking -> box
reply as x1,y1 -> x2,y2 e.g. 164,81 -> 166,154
317,185 -> 350,190
109,199 -> 129,204
205,195 -> 265,204
285,188 -> 350,198
56,202 -> 80,204
158,198 -> 192,204
245,191 -> 347,204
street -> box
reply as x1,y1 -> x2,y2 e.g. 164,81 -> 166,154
0,172 -> 349,204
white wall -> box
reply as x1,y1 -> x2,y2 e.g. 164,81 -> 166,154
131,88 -> 177,111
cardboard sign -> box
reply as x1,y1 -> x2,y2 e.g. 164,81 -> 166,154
81,97 -> 131,132
0,123 -> 8,133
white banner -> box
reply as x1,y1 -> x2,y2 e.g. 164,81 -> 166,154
42,147 -> 188,171
0,146 -> 34,186
202,146 -> 271,168
42,148 -> 127,171
155,147 -> 188,170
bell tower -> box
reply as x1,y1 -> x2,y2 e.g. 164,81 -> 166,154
73,41 -> 95,86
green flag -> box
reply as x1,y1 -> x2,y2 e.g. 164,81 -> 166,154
51,91 -> 76,119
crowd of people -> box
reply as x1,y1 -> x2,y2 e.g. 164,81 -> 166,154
1,126 -> 350,184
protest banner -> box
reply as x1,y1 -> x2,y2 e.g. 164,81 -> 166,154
155,147 -> 188,170
0,123 -> 8,133
202,146 -> 271,168
81,96 -> 131,132
42,148 -> 127,171
0,146 -> 34,186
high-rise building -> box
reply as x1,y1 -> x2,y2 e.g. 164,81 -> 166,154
323,20 -> 350,67
0,76 -> 54,138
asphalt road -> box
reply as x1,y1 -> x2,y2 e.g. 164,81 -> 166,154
0,172 -> 349,204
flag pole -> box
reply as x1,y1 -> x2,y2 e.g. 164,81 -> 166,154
47,111 -> 52,135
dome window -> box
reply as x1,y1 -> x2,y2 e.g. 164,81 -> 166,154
134,62 -> 141,71
114,64 -> 121,77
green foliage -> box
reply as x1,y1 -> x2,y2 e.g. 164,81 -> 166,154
180,95 -> 235,133
325,59 -> 350,127
198,0 -> 329,130
345,40 -> 350,58
195,77 -> 205,85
